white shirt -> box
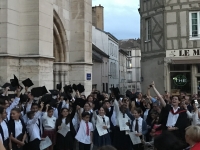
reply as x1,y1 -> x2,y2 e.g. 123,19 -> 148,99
75,120 -> 94,144
53,108 -> 58,119
93,112 -> 110,130
0,121 -> 9,140
6,97 -> 20,120
26,111 -> 42,142
42,112 -> 56,130
166,107 -> 180,127
113,99 -> 130,127
25,100 -> 33,113
14,120 -> 23,138
109,107 -> 117,126
186,108 -> 200,125
132,117 -> 143,133
144,109 -> 150,121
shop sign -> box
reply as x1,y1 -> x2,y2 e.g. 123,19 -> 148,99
173,75 -> 187,86
166,49 -> 200,57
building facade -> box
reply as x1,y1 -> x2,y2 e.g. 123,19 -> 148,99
0,0 -> 92,96
119,49 -> 128,94
140,0 -> 200,95
92,26 -> 119,92
119,39 -> 141,92
92,44 -> 109,93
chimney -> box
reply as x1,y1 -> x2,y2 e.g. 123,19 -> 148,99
92,4 -> 104,30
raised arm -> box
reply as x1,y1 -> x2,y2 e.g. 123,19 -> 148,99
151,82 -> 166,107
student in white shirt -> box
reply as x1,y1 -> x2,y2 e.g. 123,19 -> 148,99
0,106 -> 9,149
26,103 -> 44,150
42,104 -> 56,150
93,107 -> 111,148
55,108 -> 75,150
0,87 -> 21,121
75,112 -> 93,150
131,107 -> 148,150
8,108 -> 27,150
113,99 -> 132,150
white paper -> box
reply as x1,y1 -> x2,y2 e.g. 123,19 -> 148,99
40,136 -> 52,150
119,118 -> 130,131
57,123 -> 70,137
129,132 -> 141,145
96,124 -> 108,136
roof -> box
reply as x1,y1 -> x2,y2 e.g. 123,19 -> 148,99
119,49 -> 128,55
92,44 -> 109,58
119,39 -> 141,49
94,27 -> 118,43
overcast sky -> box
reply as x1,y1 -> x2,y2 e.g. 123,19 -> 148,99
92,0 -> 140,40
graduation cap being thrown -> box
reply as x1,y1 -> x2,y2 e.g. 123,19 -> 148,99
20,94 -> 28,103
77,83 -> 85,93
22,78 -> 34,88
73,98 -> 86,108
56,83 -> 62,91
64,85 -> 73,94
10,75 -> 20,87
2,83 -> 16,91
49,90 -> 59,96
72,84 -> 77,91
31,86 -> 48,97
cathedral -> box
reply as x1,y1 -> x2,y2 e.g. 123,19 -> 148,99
0,0 -> 92,95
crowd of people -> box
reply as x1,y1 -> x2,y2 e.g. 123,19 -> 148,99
0,76 -> 200,150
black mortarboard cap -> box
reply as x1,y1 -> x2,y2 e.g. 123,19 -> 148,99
72,84 -> 77,91
126,90 -> 135,101
31,86 -> 48,97
20,94 -> 28,103
77,83 -> 85,93
49,98 -> 57,107
110,86 -> 120,100
64,85 -> 73,94
10,75 -> 20,87
22,78 -> 34,87
41,94 -> 52,103
56,82 -> 62,91
42,86 -> 48,95
49,90 -> 59,96
2,83 -> 16,91
73,98 -> 86,108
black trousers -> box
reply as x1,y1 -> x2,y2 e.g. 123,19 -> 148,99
28,139 -> 40,150
79,142 -> 91,150
132,143 -> 144,150
3,138 -> 9,150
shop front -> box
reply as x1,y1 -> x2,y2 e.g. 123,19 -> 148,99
166,49 -> 200,95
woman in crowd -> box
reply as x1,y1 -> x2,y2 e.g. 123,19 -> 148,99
185,125 -> 200,150
184,100 -> 200,125
55,108 -> 75,150
93,107 -> 111,147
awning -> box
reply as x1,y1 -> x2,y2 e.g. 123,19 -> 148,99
170,57 -> 200,64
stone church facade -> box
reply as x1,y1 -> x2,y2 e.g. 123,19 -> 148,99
0,0 -> 92,95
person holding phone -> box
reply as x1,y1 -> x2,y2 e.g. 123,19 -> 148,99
184,100 -> 200,125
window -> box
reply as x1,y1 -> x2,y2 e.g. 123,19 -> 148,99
145,18 -> 151,41
127,71 -> 132,82
127,59 -> 132,68
189,12 -> 200,39
127,51 -> 132,57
